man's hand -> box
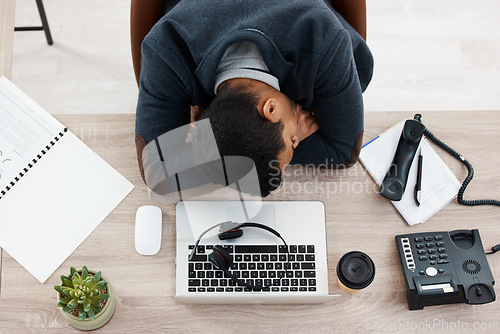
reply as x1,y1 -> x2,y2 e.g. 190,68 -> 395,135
190,105 -> 205,123
296,104 -> 319,143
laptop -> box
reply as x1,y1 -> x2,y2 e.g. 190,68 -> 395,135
175,200 -> 338,304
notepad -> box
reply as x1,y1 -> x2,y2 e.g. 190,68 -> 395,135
359,120 -> 461,226
0,77 -> 134,283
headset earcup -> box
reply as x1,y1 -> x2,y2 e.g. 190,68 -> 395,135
209,246 -> 232,270
209,246 -> 254,289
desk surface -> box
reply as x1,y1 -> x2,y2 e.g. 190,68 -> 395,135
0,0 -> 15,79
0,0 -> 14,319
0,111 -> 499,333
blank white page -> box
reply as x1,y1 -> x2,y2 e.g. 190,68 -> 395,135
0,131 -> 134,283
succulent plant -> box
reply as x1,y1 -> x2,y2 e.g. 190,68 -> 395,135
54,266 -> 110,320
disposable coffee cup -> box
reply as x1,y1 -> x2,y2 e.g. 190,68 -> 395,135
336,251 -> 375,293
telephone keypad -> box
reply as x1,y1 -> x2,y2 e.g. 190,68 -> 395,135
401,235 -> 449,276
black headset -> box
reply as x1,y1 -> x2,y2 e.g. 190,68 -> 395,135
189,221 -> 290,291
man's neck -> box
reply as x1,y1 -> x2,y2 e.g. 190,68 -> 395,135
217,77 -> 275,94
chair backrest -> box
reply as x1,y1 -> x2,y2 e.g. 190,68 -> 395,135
130,0 -> 166,86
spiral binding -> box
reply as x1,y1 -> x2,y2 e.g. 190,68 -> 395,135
0,128 -> 68,200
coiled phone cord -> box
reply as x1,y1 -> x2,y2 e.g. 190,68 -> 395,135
486,244 -> 500,255
415,114 -> 500,256
415,114 -> 500,207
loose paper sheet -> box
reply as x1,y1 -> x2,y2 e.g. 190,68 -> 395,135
0,77 -> 134,283
359,120 -> 461,225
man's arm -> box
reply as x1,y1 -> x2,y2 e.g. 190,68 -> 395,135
291,29 -> 364,167
135,30 -> 194,189
136,35 -> 193,140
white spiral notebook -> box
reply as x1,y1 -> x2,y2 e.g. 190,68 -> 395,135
359,119 -> 461,226
0,77 -> 134,283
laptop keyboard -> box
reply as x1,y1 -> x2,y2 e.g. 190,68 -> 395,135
187,244 -> 317,293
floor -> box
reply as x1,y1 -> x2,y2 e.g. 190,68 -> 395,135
10,0 -> 500,115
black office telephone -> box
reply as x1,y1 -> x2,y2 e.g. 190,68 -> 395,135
396,229 -> 496,310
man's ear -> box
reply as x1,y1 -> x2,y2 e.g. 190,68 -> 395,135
262,98 -> 280,123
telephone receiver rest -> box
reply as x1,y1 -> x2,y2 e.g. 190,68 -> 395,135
380,118 -> 426,201
449,230 -> 475,250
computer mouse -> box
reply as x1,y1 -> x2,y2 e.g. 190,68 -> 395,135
135,205 -> 162,255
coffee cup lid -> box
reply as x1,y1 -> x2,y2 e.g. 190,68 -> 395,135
337,251 -> 375,290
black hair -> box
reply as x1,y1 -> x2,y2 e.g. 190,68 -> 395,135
192,85 -> 284,197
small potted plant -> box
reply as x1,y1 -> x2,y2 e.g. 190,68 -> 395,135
54,266 -> 116,331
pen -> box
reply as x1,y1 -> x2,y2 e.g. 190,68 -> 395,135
414,152 -> 423,206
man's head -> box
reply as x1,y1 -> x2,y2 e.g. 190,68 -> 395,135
192,80 -> 298,197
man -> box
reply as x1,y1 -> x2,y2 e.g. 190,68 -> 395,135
134,0 -> 373,196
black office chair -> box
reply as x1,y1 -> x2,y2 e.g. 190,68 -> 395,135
15,0 -> 53,45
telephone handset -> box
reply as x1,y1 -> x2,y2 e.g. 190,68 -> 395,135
380,118 -> 425,201
381,113 -> 500,207
396,229 -> 495,310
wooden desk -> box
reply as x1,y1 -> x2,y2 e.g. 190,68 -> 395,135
0,111 -> 499,333
0,0 -> 15,79
0,0 -> 15,297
